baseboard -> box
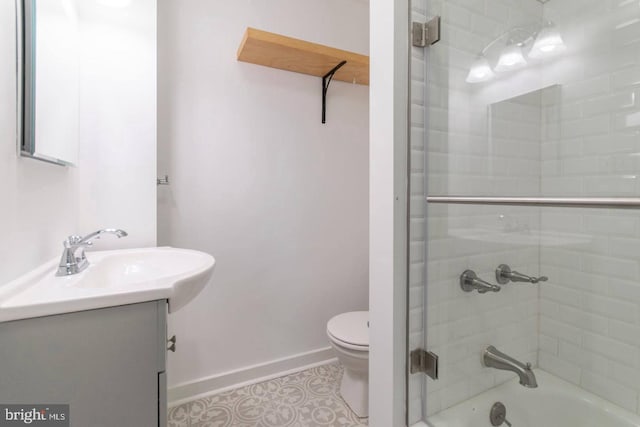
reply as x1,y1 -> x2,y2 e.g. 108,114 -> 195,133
168,347 -> 337,406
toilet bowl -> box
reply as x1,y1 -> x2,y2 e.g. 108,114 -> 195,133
327,311 -> 369,418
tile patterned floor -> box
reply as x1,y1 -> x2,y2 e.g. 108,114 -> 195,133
168,363 -> 368,427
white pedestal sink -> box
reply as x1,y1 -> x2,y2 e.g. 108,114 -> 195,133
0,247 -> 215,322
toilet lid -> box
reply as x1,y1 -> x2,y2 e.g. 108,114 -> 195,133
327,311 -> 369,347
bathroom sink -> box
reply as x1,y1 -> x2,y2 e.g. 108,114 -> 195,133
0,247 -> 215,322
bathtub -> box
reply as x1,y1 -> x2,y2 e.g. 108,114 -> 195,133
425,370 -> 640,427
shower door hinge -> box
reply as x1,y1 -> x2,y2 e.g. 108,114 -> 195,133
410,348 -> 439,379
412,17 -> 441,47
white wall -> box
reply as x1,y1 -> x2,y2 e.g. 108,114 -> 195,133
0,0 -> 156,286
0,0 -> 77,284
75,0 -> 157,246
157,0 -> 369,392
368,0 -> 409,424
35,0 -> 79,164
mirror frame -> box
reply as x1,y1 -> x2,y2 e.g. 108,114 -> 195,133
16,0 -> 73,166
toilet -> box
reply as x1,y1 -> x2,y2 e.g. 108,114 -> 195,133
326,311 -> 369,418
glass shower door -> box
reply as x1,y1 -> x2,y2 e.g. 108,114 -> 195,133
408,0 -> 640,425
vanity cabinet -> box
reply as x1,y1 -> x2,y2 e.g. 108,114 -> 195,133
0,301 -> 169,427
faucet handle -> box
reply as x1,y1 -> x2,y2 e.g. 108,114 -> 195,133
64,235 -> 92,248
460,270 -> 501,294
490,402 -> 512,427
56,229 -> 126,277
496,264 -> 547,285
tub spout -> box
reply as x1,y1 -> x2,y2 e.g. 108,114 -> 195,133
483,346 -> 538,388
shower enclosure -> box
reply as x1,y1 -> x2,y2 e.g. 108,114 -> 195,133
407,0 -> 640,425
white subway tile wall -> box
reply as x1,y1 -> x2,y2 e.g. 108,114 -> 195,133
412,0 -> 640,421
416,0 -> 544,418
539,208 -> 640,413
424,203 -> 540,415
540,0 -> 640,197
538,0 -> 640,415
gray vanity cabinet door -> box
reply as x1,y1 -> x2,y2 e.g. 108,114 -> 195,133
0,301 -> 167,427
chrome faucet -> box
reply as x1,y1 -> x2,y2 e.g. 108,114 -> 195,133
483,346 -> 537,388
56,229 -> 128,276
460,270 -> 501,293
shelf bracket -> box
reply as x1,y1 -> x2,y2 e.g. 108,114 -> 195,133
322,60 -> 347,124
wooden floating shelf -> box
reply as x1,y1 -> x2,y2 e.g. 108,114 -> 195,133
237,27 -> 369,86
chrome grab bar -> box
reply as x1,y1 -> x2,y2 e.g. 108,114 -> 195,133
426,196 -> 640,209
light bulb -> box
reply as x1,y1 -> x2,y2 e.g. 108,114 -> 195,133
529,26 -> 566,59
466,56 -> 495,83
494,44 -> 527,72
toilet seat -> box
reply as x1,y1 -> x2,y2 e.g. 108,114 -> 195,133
327,311 -> 369,351
328,332 -> 369,351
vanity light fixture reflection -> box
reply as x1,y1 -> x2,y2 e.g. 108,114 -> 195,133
528,23 -> 566,59
494,44 -> 527,72
466,20 -> 566,84
465,56 -> 495,83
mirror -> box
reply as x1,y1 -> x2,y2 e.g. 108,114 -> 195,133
18,0 -> 80,165
489,85 -> 561,167
17,0 -> 153,167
